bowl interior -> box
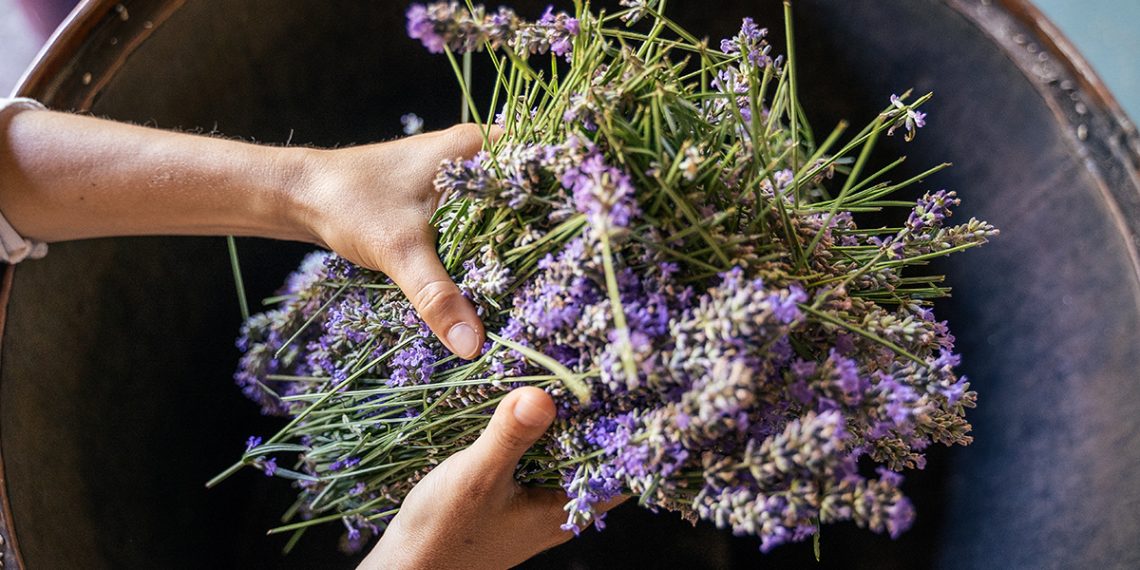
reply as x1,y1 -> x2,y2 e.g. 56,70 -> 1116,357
3,1 -> 1139,568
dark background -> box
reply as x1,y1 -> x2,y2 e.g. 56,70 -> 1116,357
1,1 -> 1138,569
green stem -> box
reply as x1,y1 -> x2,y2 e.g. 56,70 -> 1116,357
226,236 -> 249,321
488,332 -> 591,404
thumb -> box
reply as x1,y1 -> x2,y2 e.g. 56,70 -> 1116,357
465,387 -> 556,480
383,229 -> 486,360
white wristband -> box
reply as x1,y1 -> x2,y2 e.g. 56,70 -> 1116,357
0,97 -> 49,264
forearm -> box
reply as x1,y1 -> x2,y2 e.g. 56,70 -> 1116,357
0,106 -> 490,359
0,107 -> 317,244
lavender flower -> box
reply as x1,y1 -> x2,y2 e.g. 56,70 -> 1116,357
459,250 -> 512,303
720,18 -> 772,68
221,3 -> 996,557
561,150 -> 640,232
485,6 -> 521,48
907,189 -> 959,232
710,66 -> 754,123
510,6 -> 579,59
406,2 -> 487,54
408,2 -> 578,59
885,94 -> 927,141
251,456 -> 278,477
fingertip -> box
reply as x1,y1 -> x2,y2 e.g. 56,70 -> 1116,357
440,292 -> 485,359
391,249 -> 486,360
508,387 -> 555,429
465,388 -> 554,478
445,320 -> 484,360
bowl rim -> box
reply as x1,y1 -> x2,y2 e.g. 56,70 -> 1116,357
1,0 -> 1137,567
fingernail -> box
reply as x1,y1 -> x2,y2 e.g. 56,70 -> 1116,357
447,323 -> 480,358
513,393 -> 553,428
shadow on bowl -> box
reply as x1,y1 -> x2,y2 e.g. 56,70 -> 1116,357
2,0 -> 1138,568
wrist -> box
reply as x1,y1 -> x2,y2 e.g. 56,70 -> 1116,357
268,145 -> 328,245
361,519 -> 427,570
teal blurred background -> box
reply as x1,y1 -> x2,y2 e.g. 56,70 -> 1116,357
1033,0 -> 1140,122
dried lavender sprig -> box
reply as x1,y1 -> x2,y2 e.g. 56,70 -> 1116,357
218,2 -> 997,555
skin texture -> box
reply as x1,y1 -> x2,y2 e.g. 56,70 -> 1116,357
0,107 -> 620,565
0,107 -> 486,358
361,387 -> 624,570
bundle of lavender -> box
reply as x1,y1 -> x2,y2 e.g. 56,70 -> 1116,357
212,0 -> 997,554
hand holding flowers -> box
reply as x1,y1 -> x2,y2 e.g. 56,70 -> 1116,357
220,0 -> 999,560
294,124 -> 493,359
361,387 -> 624,570
0,106 -> 491,358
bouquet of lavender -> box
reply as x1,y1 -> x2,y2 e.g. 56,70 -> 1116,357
212,0 -> 997,555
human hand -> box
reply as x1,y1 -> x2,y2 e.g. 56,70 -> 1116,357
291,124 -> 489,359
0,106 -> 489,358
358,387 -> 624,570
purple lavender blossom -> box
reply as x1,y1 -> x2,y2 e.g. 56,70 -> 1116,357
329,457 -> 362,472
886,94 -> 928,141
768,285 -> 807,324
388,339 -> 440,386
907,189 -> 960,232
515,6 -> 579,60
406,2 -> 487,54
408,2 -> 578,59
561,150 -> 641,232
485,6 -> 520,48
460,254 -> 512,302
231,2 -> 992,556
540,6 -> 579,57
720,18 -> 772,68
710,66 -> 753,123
870,235 -> 907,260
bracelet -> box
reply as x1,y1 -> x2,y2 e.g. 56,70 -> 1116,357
0,98 -> 49,264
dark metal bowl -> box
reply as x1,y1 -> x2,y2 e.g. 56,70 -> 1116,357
3,1 -> 1138,568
